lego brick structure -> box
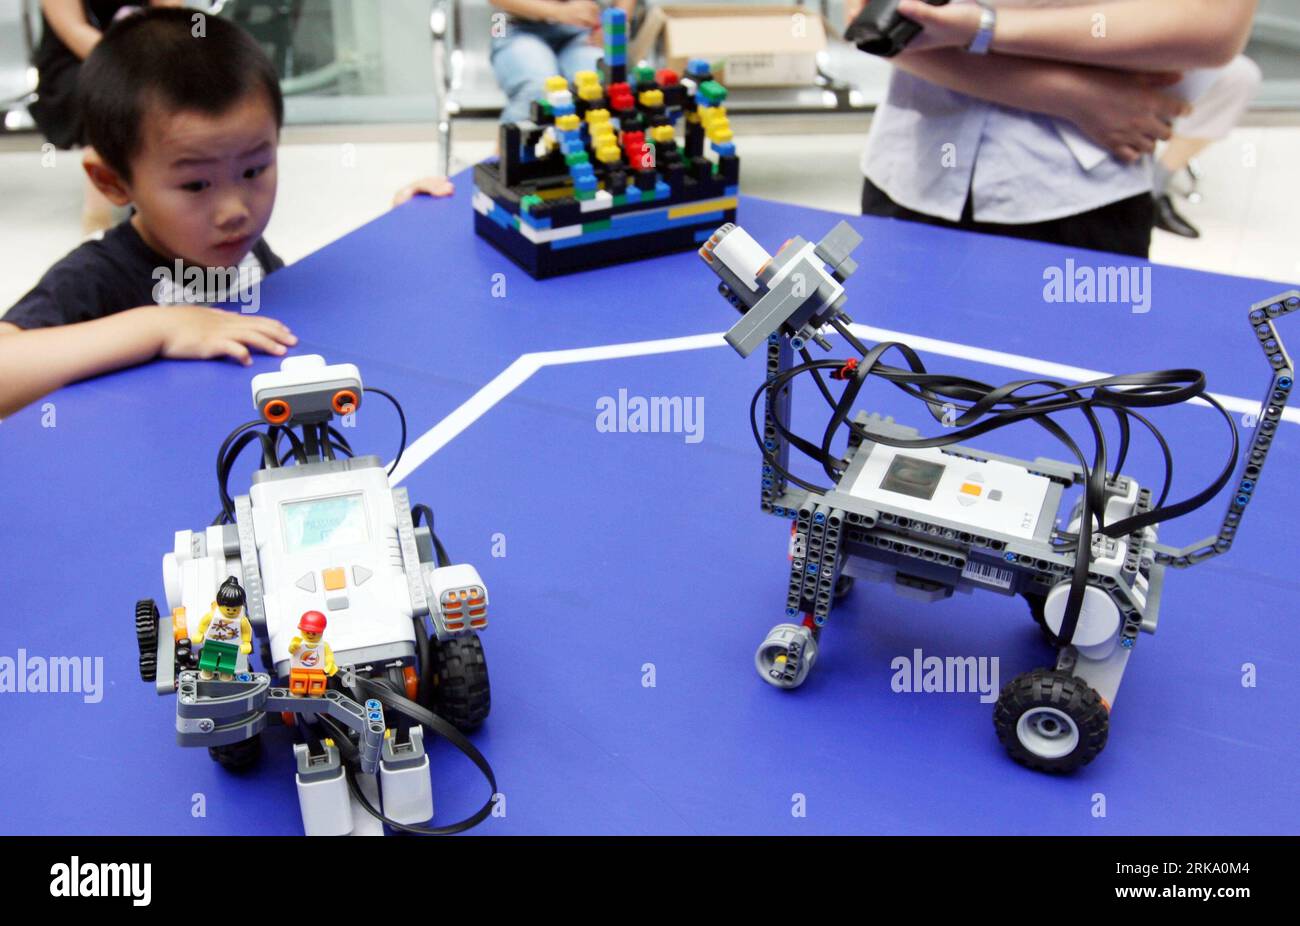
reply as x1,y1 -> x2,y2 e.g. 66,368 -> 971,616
472,8 -> 739,279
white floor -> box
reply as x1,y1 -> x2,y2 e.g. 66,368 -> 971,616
1,119 -> 1297,312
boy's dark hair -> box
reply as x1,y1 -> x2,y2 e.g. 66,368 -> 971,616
216,576 -> 246,609
77,8 -> 283,182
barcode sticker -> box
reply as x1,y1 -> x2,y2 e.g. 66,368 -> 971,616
962,559 -> 1014,589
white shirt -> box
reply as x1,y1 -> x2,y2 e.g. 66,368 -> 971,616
291,639 -> 326,671
205,612 -> 243,644
861,0 -> 1154,224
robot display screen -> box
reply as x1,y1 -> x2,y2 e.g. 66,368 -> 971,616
281,493 -> 369,553
879,455 -> 946,501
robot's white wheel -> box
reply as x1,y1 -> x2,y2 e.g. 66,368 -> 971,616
1015,707 -> 1079,759
994,669 -> 1109,773
754,623 -> 818,689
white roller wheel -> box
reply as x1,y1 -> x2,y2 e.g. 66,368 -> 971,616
1015,706 -> 1080,760
755,623 -> 817,689
1043,582 -> 1121,658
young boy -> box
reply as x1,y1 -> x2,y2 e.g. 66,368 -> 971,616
1,9 -> 461,420
0,7 -> 295,417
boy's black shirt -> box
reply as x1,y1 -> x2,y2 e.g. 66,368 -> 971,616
2,220 -> 285,330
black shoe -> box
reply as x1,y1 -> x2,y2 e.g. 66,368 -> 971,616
1153,193 -> 1200,239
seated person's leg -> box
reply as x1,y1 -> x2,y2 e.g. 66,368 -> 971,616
1155,56 -> 1261,238
492,27 -> 563,125
555,28 -> 604,83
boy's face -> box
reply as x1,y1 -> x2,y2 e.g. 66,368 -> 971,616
91,89 -> 279,268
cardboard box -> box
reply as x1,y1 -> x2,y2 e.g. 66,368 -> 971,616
630,5 -> 827,88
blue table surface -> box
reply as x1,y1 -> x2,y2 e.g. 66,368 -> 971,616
1,174 -> 1297,835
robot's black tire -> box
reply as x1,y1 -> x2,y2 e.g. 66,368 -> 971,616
993,669 -> 1109,773
833,574 -> 855,600
135,599 -> 160,683
429,633 -> 491,732
1023,593 -> 1062,648
208,735 -> 263,772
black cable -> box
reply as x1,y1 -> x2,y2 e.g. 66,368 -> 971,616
327,426 -> 354,457
411,503 -> 452,567
213,420 -> 277,524
317,422 -> 335,461
270,425 -> 308,468
319,677 -> 497,835
365,387 -> 407,476
303,423 -> 320,461
412,615 -> 433,707
798,345 -> 837,410
755,350 -> 1232,533
753,329 -> 1240,645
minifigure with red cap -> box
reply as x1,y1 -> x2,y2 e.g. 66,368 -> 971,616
288,610 -> 338,697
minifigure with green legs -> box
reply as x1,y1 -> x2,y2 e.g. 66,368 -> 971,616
196,576 -> 253,681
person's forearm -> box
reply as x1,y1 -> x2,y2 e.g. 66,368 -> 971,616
894,50 -> 1086,123
489,0 -> 558,22
40,0 -> 102,59
0,308 -> 165,418
993,0 -> 1257,71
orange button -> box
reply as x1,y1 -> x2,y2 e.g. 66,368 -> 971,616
322,567 -> 346,591
960,483 -> 982,497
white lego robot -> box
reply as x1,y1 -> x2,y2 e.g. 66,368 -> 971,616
135,355 -> 496,835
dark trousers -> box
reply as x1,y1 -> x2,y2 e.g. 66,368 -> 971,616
861,177 -> 1154,259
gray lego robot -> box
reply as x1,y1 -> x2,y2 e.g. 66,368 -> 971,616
699,220 -> 1295,772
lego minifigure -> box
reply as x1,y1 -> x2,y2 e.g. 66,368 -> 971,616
288,610 -> 337,697
195,576 -> 253,681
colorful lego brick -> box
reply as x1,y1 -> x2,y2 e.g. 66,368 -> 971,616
472,41 -> 740,279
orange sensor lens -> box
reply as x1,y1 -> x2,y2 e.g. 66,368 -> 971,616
332,390 -> 358,414
264,400 -> 291,424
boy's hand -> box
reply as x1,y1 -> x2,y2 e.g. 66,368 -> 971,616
392,176 -> 456,207
148,305 -> 297,366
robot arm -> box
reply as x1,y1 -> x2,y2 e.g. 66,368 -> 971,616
699,221 -> 862,358
1159,290 -> 1297,567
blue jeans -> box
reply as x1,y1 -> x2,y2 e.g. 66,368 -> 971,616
491,21 -> 604,124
